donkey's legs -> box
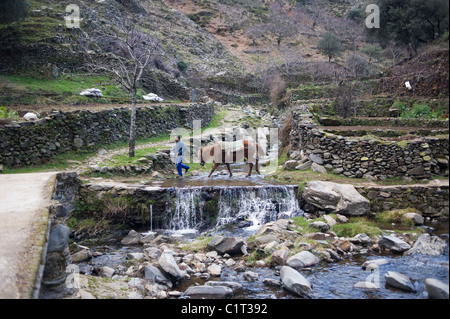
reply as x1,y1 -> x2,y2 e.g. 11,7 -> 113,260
208,163 -> 220,178
247,163 -> 254,178
255,159 -> 261,175
226,163 -> 233,178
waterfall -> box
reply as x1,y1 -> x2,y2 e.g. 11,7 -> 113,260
169,188 -> 202,231
216,186 -> 300,231
166,185 -> 300,232
150,205 -> 153,232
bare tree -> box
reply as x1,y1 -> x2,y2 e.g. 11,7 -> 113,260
84,20 -> 161,157
267,2 -> 297,49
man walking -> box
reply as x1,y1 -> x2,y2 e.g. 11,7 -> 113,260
173,135 -> 190,177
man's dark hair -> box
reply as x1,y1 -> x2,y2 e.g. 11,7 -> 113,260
177,135 -> 181,140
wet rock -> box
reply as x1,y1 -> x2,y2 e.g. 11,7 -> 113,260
286,251 -> 320,269
207,236 -> 246,255
272,248 -> 290,266
354,281 -> 379,290
207,264 -> 222,277
205,281 -> 243,289
184,286 -> 233,299
263,278 -> 281,287
326,249 -> 341,262
362,259 -> 390,270
145,265 -> 173,288
243,271 -> 260,282
378,235 -> 411,253
121,230 -> 142,246
168,291 -> 182,298
309,221 -> 330,232
405,233 -> 447,257
385,271 -> 416,293
71,249 -> 92,263
158,250 -> 184,282
302,181 -> 370,216
402,213 -> 424,226
425,278 -> 449,299
280,266 -> 313,298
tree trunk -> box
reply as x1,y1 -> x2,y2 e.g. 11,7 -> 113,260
129,88 -> 137,158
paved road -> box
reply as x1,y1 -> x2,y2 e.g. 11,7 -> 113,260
0,172 -> 56,299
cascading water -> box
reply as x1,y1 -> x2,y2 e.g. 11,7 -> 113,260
166,185 -> 300,234
216,186 -> 300,232
168,188 -> 203,233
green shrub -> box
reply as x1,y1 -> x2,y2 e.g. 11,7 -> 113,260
0,106 -> 18,120
331,218 -> 382,238
177,61 -> 188,73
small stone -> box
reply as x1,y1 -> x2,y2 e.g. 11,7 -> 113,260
243,271 -> 260,282
362,259 -> 390,270
354,281 -> 379,289
323,215 -> 337,227
207,264 -> 222,277
263,278 -> 281,287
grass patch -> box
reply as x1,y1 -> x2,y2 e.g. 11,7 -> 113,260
291,216 -> 326,234
331,217 -> 383,238
376,208 -> 420,227
180,236 -> 213,253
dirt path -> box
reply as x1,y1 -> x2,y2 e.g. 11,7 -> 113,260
71,108 -> 250,171
0,172 -> 56,299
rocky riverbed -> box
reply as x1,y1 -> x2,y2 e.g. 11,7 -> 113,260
57,215 -> 449,300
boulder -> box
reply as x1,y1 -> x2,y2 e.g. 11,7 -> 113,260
145,265 -> 173,288
280,266 -> 313,298
121,230 -> 142,246
385,271 -> 416,293
47,224 -> 70,253
286,251 -> 320,269
309,154 -> 324,165
158,250 -> 184,282
378,235 -> 411,253
284,160 -> 299,171
336,214 -> 349,223
296,161 -> 312,171
184,286 -> 233,299
402,213 -> 424,226
71,249 -> 92,263
323,215 -> 337,227
207,264 -> 222,277
272,248 -> 290,266
143,93 -> 164,102
144,247 -> 162,261
255,234 -> 280,246
309,221 -> 330,232
100,266 -> 115,278
425,278 -> 449,299
350,233 -> 373,246
205,281 -> 243,289
207,236 -> 246,255
361,259 -> 390,271
405,234 -> 447,257
311,163 -> 327,174
354,281 -> 379,290
23,112 -> 38,121
302,181 -> 370,216
243,271 -> 260,282
80,88 -> 103,97
263,278 -> 282,287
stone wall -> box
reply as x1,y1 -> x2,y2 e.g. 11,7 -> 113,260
0,103 -> 215,168
356,185 -> 449,217
289,111 -> 449,180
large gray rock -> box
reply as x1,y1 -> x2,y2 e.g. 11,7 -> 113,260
184,286 -> 233,299
425,278 -> 449,299
207,264 -> 222,277
309,154 -> 324,165
405,234 -> 447,257
158,250 -> 184,282
144,247 -> 162,261
272,248 -> 290,266
385,271 -> 416,293
284,160 -> 299,171
311,163 -> 327,174
296,161 -> 312,171
402,213 -> 424,226
280,266 -> 313,298
47,224 -> 70,253
243,271 -> 260,282
309,221 -> 330,232
121,230 -> 142,246
302,181 -> 370,216
378,235 -> 411,253
205,281 -> 243,289
145,265 -> 173,288
207,236 -> 246,255
286,251 -> 320,269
